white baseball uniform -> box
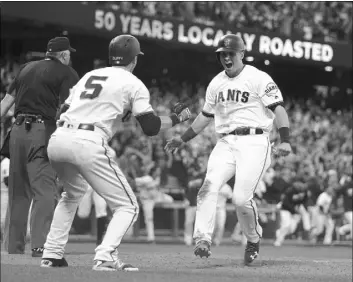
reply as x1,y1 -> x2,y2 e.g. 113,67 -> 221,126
136,175 -> 173,242
194,65 -> 282,244
43,67 -> 154,262
311,191 -> 335,244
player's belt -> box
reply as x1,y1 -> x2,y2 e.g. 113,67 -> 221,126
16,113 -> 44,124
226,127 -> 263,136
57,121 -> 95,131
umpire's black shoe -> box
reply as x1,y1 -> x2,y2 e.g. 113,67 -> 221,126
194,240 -> 211,258
32,247 -> 44,258
244,240 -> 260,266
40,257 -> 68,268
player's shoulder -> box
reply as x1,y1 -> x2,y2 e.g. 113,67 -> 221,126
104,67 -> 144,85
208,71 -> 226,88
245,65 -> 271,79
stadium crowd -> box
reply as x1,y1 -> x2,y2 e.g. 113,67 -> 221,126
93,1 -> 353,43
1,51 -> 352,245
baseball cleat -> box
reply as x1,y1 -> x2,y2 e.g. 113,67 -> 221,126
92,260 -> 139,272
40,257 -> 68,267
244,240 -> 260,266
194,240 -> 211,258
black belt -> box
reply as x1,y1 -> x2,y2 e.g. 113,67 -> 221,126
16,114 -> 44,124
225,127 -> 263,136
57,120 -> 95,131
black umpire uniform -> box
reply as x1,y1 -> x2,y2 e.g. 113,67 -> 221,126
4,37 -> 79,256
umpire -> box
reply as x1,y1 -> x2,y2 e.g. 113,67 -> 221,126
0,37 -> 79,256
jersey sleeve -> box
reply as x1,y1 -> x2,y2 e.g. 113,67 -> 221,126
256,71 -> 284,108
131,83 -> 153,117
202,82 -> 216,117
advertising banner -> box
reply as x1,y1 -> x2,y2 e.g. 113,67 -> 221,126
2,2 -> 352,68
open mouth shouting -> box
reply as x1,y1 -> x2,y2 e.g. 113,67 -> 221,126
225,61 -> 233,69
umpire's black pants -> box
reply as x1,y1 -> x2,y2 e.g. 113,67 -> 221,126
6,118 -> 58,253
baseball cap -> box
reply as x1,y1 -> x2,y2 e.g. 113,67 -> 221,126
47,37 -> 76,52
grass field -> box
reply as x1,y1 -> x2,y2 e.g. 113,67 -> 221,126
1,241 -> 352,282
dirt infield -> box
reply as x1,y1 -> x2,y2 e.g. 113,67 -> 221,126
1,242 -> 352,282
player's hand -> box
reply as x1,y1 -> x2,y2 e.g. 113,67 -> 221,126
173,102 -> 191,123
272,142 -> 292,157
164,136 -> 184,153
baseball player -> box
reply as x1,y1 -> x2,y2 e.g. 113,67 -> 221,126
136,165 -> 174,243
274,184 -> 309,247
76,184 -> 108,246
40,34 -> 191,271
310,187 -> 335,245
165,34 -> 292,265
337,178 -> 352,239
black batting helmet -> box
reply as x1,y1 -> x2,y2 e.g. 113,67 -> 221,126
215,34 -> 245,64
109,34 -> 144,66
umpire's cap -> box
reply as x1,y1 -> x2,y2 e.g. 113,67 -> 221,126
109,35 -> 144,66
47,37 -> 76,52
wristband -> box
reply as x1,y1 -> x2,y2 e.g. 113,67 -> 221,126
169,114 -> 180,127
278,127 -> 290,143
181,127 -> 197,143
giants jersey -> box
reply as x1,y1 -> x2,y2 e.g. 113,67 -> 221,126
203,65 -> 283,134
60,67 -> 153,139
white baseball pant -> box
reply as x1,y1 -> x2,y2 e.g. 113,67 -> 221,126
310,206 -> 335,244
274,210 -> 301,246
339,211 -> 352,237
298,204 -> 311,231
193,134 -> 271,244
140,193 -> 173,241
43,127 -> 139,262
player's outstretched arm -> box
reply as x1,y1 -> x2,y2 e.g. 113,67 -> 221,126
136,103 -> 191,137
272,104 -> 292,157
164,112 -> 212,153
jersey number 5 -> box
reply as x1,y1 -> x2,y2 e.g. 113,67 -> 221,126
80,76 -> 108,99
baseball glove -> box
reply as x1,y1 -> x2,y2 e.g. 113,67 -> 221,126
173,102 -> 188,115
172,102 -> 191,123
